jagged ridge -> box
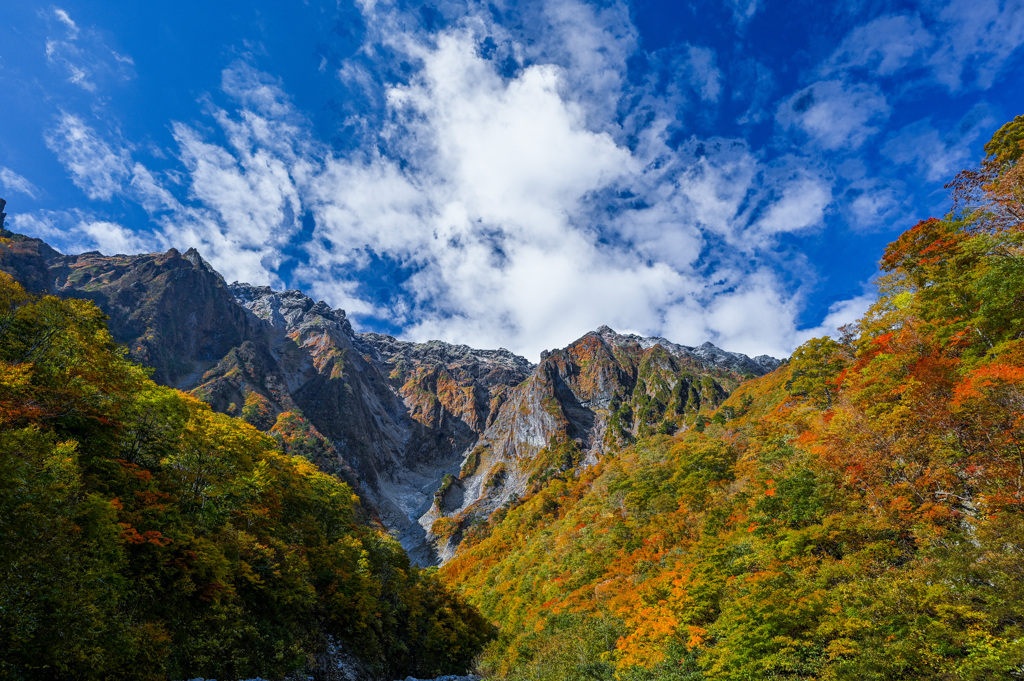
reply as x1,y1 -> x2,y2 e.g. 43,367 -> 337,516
0,205 -> 780,565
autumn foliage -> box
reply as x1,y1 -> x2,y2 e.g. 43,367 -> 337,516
0,273 -> 493,680
439,117 -> 1024,680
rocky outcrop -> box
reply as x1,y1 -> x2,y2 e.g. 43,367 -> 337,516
218,284 -> 538,564
53,248 -> 254,387
0,220 -> 252,388
422,326 -> 778,561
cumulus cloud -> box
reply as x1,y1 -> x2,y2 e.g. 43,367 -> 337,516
291,27 -> 831,358
776,80 -> 890,151
44,6 -> 134,92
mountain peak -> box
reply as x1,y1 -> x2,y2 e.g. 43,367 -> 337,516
562,327 -> 783,377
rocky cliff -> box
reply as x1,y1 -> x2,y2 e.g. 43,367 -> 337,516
419,325 -> 782,560
0,206 -> 252,388
0,205 -> 781,564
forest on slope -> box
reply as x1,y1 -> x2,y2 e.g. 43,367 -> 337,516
0,271 -> 493,679
440,116 -> 1024,680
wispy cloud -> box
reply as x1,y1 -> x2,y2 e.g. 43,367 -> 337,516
44,7 -> 134,93
927,0 -> 1024,91
0,167 -> 40,199
823,2 -> 1024,92
7,209 -> 157,256
725,0 -> 759,26
881,104 -> 998,183
776,80 -> 890,151
822,13 -> 934,78
44,112 -> 132,200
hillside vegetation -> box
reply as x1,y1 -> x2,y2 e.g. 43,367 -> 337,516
440,116 -> 1024,680
0,272 -> 493,680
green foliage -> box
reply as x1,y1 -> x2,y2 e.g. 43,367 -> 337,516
984,114 -> 1024,166
528,433 -> 583,486
461,444 -> 485,479
434,472 -> 458,510
786,336 -> 849,409
0,276 -> 494,680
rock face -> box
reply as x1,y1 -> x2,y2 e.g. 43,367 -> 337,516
0,216 -> 782,564
419,325 -> 777,561
0,209 -> 252,388
213,283 -> 535,550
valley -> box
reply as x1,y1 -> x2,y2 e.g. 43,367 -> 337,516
2,113 -> 1024,680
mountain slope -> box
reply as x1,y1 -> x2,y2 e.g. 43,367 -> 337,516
438,114 -> 1024,681
0,199 -> 779,564
0,270 -> 493,681
421,325 -> 778,560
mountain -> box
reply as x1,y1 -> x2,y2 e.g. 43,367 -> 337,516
418,325 -> 781,561
0,197 -> 779,564
0,257 -> 493,681
4,114 -> 1024,681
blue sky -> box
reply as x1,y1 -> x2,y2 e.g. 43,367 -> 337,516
1,0 -> 1022,359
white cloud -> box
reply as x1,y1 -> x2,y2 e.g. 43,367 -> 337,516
682,45 -> 723,104
389,34 -> 632,228
518,0 -> 637,128
797,292 -> 876,344
823,14 -> 934,77
725,0 -> 760,26
881,104 -> 998,183
53,8 -> 79,36
0,167 -> 40,199
822,3 -> 1024,92
753,172 -> 831,237
5,210 -> 71,244
777,80 -> 890,151
44,113 -> 131,200
44,7 -> 134,93
701,272 -> 804,357
153,62 -> 315,285
926,0 -> 1024,91
78,221 -> 156,255
7,210 -> 156,255
129,163 -> 182,214
848,184 -> 903,229
292,31 -> 832,359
